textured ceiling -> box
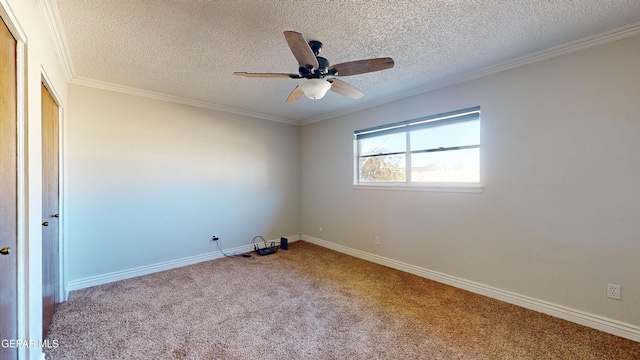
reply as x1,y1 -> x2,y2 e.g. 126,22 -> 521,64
53,0 -> 640,123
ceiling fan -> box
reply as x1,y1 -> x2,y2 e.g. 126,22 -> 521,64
234,31 -> 394,103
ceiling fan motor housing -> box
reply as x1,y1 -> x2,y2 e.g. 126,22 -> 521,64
299,56 -> 330,79
295,40 -> 330,79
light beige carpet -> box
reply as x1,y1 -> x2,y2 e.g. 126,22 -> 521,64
45,241 -> 640,359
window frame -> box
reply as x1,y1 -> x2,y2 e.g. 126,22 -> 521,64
353,106 -> 483,193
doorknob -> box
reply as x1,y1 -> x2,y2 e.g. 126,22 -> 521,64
42,221 -> 49,226
0,247 -> 12,255
53,214 -> 59,218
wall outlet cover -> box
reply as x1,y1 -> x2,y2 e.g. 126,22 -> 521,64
607,283 -> 621,300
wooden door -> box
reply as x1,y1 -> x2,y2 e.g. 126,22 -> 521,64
0,16 -> 18,360
41,83 -> 60,338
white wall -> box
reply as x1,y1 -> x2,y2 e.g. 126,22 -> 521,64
3,0 -> 69,359
65,85 -> 301,283
301,35 -> 640,332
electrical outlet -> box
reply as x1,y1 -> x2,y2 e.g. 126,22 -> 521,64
607,283 -> 621,300
211,235 -> 219,242
374,236 -> 380,245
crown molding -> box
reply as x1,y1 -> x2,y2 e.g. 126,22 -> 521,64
40,0 -> 298,124
301,21 -> 640,126
70,77 -> 299,125
38,0 -> 75,80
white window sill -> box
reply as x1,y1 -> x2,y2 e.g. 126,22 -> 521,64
352,183 -> 484,193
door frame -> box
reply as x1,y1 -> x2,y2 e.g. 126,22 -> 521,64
0,1 -> 27,359
41,70 -> 65,304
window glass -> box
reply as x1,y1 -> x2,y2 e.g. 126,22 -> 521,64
359,132 -> 406,156
410,120 -> 480,151
411,148 -> 479,182
359,154 -> 406,182
355,107 -> 480,186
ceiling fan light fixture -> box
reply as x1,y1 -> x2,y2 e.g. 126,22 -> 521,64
299,78 -> 332,100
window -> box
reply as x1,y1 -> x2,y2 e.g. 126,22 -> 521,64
355,107 -> 480,188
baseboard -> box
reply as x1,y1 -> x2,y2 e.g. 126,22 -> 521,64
65,235 -> 300,298
301,235 -> 640,343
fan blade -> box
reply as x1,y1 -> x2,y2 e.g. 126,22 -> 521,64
283,31 -> 319,70
328,78 -> 364,99
286,85 -> 304,103
328,57 -> 394,76
234,72 -> 301,79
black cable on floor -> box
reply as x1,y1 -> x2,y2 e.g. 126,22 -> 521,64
216,238 -> 251,258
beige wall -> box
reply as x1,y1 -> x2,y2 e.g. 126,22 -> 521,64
65,84 -> 301,282
301,35 -> 640,332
